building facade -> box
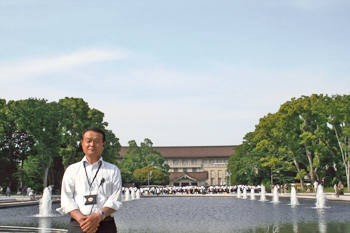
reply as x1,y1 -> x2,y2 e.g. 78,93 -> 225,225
119,146 -> 236,186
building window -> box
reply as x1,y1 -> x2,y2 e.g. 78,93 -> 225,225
192,168 -> 197,172
218,178 -> 222,185
218,170 -> 222,178
173,160 -> 178,165
202,159 -> 207,164
183,159 -> 188,165
183,168 -> 187,172
217,159 -> 222,163
209,159 -> 214,164
211,178 -> 214,185
174,168 -> 178,172
192,159 -> 197,165
164,160 -> 168,164
210,170 -> 215,177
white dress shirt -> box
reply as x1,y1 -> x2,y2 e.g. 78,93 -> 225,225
56,156 -> 122,217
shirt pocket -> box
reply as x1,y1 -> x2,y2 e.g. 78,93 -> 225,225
103,180 -> 113,196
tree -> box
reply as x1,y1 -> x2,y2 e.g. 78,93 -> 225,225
327,94 -> 350,191
58,97 -> 121,167
133,166 -> 169,185
227,132 -> 270,185
102,129 -> 121,164
119,139 -> 169,184
58,97 -> 91,168
11,98 -> 61,189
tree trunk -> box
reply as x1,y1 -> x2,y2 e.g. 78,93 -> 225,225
292,155 -> 305,191
347,161 -> 350,192
270,169 -> 273,185
305,144 -> 315,182
43,167 -> 49,189
21,160 -> 24,188
300,177 -> 305,192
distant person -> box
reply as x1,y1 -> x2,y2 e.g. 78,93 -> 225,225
305,184 -> 310,195
22,186 -> 27,196
6,186 -> 10,197
336,181 -> 344,197
334,183 -> 338,194
284,184 -> 288,194
313,181 -> 318,193
56,127 -> 122,233
29,190 -> 36,201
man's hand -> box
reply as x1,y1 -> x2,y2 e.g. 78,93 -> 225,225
80,212 -> 103,233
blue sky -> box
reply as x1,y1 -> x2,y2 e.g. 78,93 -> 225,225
1,0 -> 349,146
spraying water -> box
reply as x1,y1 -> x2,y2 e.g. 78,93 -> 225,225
124,188 -> 130,201
237,187 -> 241,198
38,187 -> 53,217
250,188 -> 256,200
315,185 -> 327,208
260,185 -> 266,202
131,188 -> 136,200
242,188 -> 247,199
136,189 -> 141,199
290,186 -> 299,205
272,186 -> 279,203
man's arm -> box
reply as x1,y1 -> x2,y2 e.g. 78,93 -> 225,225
56,166 -> 80,216
101,167 -> 123,216
79,207 -> 115,233
69,209 -> 86,224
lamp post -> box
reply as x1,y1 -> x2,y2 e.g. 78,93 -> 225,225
148,171 -> 152,186
226,169 -> 232,186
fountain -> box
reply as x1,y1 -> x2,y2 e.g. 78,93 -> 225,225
242,188 -> 247,199
237,187 -> 241,198
260,185 -> 266,202
290,186 -> 299,205
272,186 -> 279,203
136,189 -> 141,199
131,188 -> 136,200
38,186 -> 53,217
124,188 -> 130,201
250,188 -> 256,200
315,185 -> 327,208
1,192 -> 349,232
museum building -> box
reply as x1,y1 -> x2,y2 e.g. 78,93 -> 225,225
119,145 -> 236,186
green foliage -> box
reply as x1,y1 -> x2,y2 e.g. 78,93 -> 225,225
227,132 -> 270,185
119,139 -> 169,184
0,97 -> 120,192
133,166 -> 169,185
228,94 -> 350,189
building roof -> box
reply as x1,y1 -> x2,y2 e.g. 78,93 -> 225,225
119,145 -> 236,159
169,171 -> 208,180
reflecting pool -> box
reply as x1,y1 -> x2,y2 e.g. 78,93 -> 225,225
0,196 -> 350,232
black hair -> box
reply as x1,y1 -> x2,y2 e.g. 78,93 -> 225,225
82,127 -> 106,143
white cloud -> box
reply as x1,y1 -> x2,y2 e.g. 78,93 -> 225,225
0,48 -> 126,81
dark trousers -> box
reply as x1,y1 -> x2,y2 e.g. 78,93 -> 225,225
68,217 -> 116,233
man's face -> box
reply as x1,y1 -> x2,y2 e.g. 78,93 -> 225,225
81,130 -> 106,159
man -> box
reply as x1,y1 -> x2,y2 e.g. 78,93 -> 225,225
57,128 -> 122,233
6,186 -> 10,197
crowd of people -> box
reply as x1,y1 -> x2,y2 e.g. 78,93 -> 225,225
122,185 -> 264,196
0,185 -> 36,200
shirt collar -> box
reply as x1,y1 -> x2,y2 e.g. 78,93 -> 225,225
82,156 -> 103,166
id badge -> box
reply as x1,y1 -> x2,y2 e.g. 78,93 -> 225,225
84,195 -> 97,205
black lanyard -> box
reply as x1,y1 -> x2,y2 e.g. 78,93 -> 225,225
83,161 -> 102,192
